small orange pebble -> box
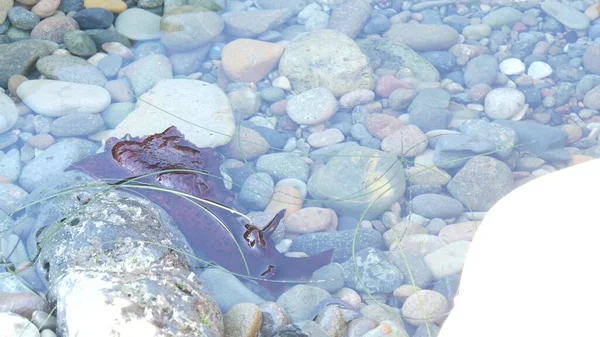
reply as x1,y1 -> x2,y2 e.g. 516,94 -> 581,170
380,323 -> 392,334
84,0 -> 127,13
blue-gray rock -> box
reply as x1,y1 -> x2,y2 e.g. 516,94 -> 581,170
199,268 -> 265,312
117,54 -> 173,96
0,148 -> 20,182
256,152 -> 310,182
290,228 -> 384,263
356,38 -> 440,82
6,27 -> 30,42
276,285 -> 331,323
432,274 -> 460,307
58,0 -> 84,13
134,41 -> 167,60
307,146 -> 405,220
481,6 -> 523,29
537,148 -> 571,162
239,172 -> 274,211
447,156 -> 513,211
433,134 -> 497,169
464,54 -> 498,88
389,251 -> 434,290
36,54 -> 107,86
411,193 -> 464,219
409,108 -> 452,133
328,0 -> 372,39
261,87 -> 285,102
63,30 -> 98,57
73,8 -> 114,30
169,45 -> 210,75
407,184 -> 443,197
420,51 -> 457,73
50,112 -> 105,137
8,7 -> 40,31
520,86 -> 542,106
0,21 -> 9,35
363,14 -> 390,35
510,40 -> 535,60
0,132 -> 18,150
0,39 -> 57,88
18,138 -> 99,192
408,88 -> 450,114
493,120 -> 568,155
589,24 -> 600,40
85,29 -> 131,48
0,184 -> 28,214
555,82 -> 576,106
253,126 -> 290,150
97,54 -> 123,78
341,247 -> 404,293
101,102 -> 135,129
311,263 -> 345,292
459,119 -> 518,158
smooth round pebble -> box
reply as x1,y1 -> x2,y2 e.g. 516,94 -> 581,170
498,58 -> 525,75
527,61 -> 553,80
401,290 -> 448,325
484,87 -> 526,120
286,87 -> 338,125
307,128 -> 345,148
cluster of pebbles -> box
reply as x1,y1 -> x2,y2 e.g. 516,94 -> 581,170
1,0 -> 600,336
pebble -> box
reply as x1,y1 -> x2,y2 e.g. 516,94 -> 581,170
83,0 -> 127,13
0,149 -> 19,182
256,152 -> 310,182
584,84 -> 600,110
340,89 -> 375,109
97,54 -> 123,78
18,138 -> 98,192
284,207 -> 337,235
36,54 -> 107,86
463,54 -> 498,88
286,87 -> 338,125
117,54 -> 173,96
392,234 -> 446,256
484,87 -> 527,120
221,126 -> 269,160
50,112 -> 105,137
104,78 -> 135,102
0,92 -> 18,134
541,0 -> 590,31
527,61 -> 553,80
499,58 -> 525,75
238,172 -> 274,211
381,125 -> 428,157
328,0 -> 372,39
389,88 -> 417,111
276,285 -> 331,322
199,268 -> 265,312
438,221 -> 479,243
222,39 -> 284,83
401,290 -> 448,325
447,156 -> 513,211
31,0 -> 60,18
30,16 -> 79,43
0,0 -> 11,25
17,80 -> 111,116
307,128 -> 345,148
278,29 -> 374,97
264,185 -> 304,217
364,113 -> 404,140
114,8 -> 161,41
383,23 -> 459,52
224,303 -> 262,337
411,193 -> 464,219
341,247 -> 404,294
7,7 -> 40,30
64,30 -> 97,57
31,311 -> 57,331
160,5 -> 224,52
25,133 -> 54,150
72,8 -> 114,29
481,6 -> 523,29
388,250 -> 433,289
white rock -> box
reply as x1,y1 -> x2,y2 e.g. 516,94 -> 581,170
0,312 -> 40,337
286,87 -> 338,125
438,159 -> 600,337
0,92 -> 18,134
424,240 -> 470,280
107,79 -> 235,149
498,58 -> 525,75
17,80 -> 111,117
527,61 -> 553,80
114,8 -> 161,41
484,87 -> 526,120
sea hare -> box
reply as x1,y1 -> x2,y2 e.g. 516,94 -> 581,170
67,126 -> 332,296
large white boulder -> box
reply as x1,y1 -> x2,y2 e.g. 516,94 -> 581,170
439,159 -> 600,337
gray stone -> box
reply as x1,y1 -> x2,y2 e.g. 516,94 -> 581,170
222,9 -> 292,38
433,134 -> 497,169
72,8 -> 114,30
541,0 -> 590,30
410,194 -> 464,219
447,156 -> 513,211
464,54 -> 498,88
459,119 -> 518,158
18,138 -> 99,192
36,54 -> 107,86
328,0 -> 372,39
0,39 -> 57,88
85,29 -> 131,48
169,45 -> 210,75
0,148 -> 19,182
341,247 -> 404,293
409,108 -> 452,133
0,312 -> 40,337
101,102 -> 135,129
7,7 -> 39,30
493,120 -> 568,155
276,285 -> 331,322
199,268 -> 265,312
389,251 -> 434,289
254,0 -> 309,15
0,92 -> 17,134
256,152 -> 310,182
117,54 -> 173,96
307,146 -> 405,220
383,23 -> 459,52
160,5 -> 224,52
290,228 -> 384,263
356,38 -> 440,82
50,112 -> 105,137
97,54 -> 123,78
63,30 -> 97,57
481,7 -> 523,29
279,29 -> 374,97
239,172 -> 274,211
408,88 -> 450,114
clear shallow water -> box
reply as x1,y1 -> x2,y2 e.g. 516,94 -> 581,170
1,0 -> 600,336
